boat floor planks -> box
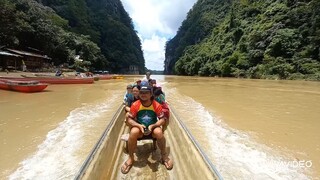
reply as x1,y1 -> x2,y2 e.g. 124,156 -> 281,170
75,105 -> 222,180
115,139 -> 169,179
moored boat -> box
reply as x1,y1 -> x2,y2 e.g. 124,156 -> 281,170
94,74 -> 112,80
75,105 -> 222,179
0,79 -> 48,93
112,75 -> 124,79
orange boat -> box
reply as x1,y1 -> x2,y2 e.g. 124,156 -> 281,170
0,79 -> 48,93
0,76 -> 94,84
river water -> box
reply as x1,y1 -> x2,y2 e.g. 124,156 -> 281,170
0,75 -> 319,179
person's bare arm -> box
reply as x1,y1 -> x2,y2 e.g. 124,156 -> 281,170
148,118 -> 165,131
125,106 -> 130,112
127,117 -> 145,133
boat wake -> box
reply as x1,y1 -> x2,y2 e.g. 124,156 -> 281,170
166,88 -> 310,179
9,92 -> 122,180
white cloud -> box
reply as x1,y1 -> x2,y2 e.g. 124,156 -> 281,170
121,0 -> 197,70
141,34 -> 167,70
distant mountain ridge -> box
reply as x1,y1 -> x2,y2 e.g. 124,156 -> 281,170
165,0 -> 320,80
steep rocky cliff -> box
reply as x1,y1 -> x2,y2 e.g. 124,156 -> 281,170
165,0 -> 320,80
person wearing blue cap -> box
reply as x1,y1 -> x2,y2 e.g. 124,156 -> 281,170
121,85 -> 173,174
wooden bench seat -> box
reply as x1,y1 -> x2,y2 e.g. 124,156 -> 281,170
121,133 -> 157,152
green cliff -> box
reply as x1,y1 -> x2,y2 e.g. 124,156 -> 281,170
165,0 -> 320,80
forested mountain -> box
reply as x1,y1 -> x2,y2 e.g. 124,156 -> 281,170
0,0 -> 145,73
165,0 -> 320,80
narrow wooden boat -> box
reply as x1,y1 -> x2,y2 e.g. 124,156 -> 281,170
112,75 -> 124,79
33,73 -> 55,77
94,74 -> 112,80
0,76 -> 94,84
75,105 -> 222,179
0,79 -> 48,93
34,73 -> 101,81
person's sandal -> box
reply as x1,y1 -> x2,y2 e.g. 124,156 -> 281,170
121,161 -> 133,174
161,157 -> 173,170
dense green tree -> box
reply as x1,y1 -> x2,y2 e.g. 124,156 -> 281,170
165,0 -> 320,80
0,0 -> 144,73
39,0 -> 145,73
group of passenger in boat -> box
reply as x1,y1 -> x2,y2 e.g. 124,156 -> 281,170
121,72 -> 173,174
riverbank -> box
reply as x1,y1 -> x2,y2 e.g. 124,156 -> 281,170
0,71 -> 77,78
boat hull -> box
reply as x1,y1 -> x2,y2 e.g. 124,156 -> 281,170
0,79 -> 48,93
75,105 -> 222,179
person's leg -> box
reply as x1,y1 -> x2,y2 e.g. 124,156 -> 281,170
121,127 -> 143,173
128,127 -> 142,158
152,127 -> 173,170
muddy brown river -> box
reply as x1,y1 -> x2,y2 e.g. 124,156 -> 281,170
0,75 -> 319,179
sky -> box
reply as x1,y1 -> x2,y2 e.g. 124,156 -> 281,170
121,0 -> 197,71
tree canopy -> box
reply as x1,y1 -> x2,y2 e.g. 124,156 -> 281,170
165,0 -> 320,80
0,0 -> 145,73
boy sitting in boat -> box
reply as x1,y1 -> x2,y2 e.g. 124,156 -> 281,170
124,84 -> 134,112
124,85 -> 140,122
121,85 -> 173,174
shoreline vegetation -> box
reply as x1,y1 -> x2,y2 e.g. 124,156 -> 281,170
196,73 -> 320,81
164,0 -> 320,81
